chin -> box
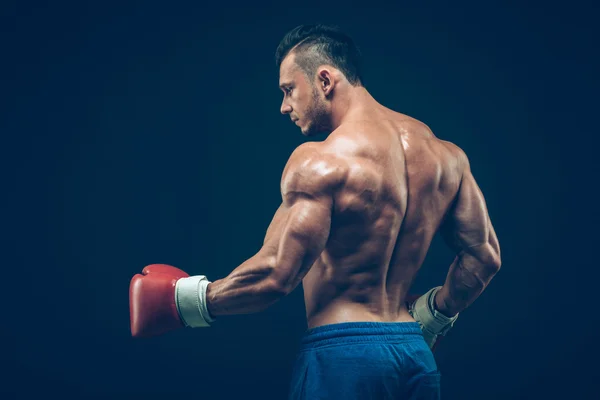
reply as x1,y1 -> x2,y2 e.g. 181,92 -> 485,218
300,128 -> 314,137
299,122 -> 316,137
301,127 -> 323,137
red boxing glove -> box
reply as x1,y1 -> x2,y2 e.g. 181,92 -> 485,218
129,264 -> 189,338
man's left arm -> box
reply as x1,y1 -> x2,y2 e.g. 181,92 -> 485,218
205,146 -> 342,317
129,146 -> 345,336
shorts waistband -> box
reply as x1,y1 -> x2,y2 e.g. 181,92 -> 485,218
300,322 -> 423,351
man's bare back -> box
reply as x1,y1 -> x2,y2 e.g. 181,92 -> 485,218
283,110 -> 472,329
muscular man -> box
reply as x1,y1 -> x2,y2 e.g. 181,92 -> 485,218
129,24 -> 502,399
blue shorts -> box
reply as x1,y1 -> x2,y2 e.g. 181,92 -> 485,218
288,322 -> 441,400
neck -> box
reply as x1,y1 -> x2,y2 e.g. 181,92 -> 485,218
329,85 -> 379,132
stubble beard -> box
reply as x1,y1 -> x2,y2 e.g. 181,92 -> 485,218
302,85 -> 331,136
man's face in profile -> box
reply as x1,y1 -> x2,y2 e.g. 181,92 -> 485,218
279,53 -> 328,137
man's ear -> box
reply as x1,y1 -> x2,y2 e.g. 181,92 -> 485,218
317,68 -> 335,97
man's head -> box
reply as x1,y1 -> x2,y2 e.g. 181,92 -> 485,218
275,24 -> 364,136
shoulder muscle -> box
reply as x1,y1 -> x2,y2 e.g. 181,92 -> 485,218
281,143 -> 347,201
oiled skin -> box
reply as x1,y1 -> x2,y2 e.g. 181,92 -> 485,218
297,110 -> 471,329
205,56 -> 501,325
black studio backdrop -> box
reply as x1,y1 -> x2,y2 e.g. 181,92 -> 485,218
2,1 -> 598,399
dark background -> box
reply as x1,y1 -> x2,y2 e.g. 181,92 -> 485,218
3,1 -> 598,399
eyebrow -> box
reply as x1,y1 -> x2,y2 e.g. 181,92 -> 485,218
279,82 -> 292,89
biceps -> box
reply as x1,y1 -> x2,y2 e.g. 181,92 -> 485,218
270,198 -> 332,290
263,204 -> 287,246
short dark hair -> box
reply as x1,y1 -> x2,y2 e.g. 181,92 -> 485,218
275,24 -> 363,86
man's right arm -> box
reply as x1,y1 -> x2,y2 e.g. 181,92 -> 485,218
435,148 -> 502,317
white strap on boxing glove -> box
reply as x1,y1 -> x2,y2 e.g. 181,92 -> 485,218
409,286 -> 459,348
175,275 -> 216,328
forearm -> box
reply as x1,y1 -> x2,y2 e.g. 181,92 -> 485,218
435,244 -> 501,317
205,255 -> 286,317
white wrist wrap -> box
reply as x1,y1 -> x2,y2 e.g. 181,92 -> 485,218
175,275 -> 216,328
409,286 -> 459,347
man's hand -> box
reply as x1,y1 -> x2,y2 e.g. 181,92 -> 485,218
407,287 -> 459,350
129,264 -> 215,338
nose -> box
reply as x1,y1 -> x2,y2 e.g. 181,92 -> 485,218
280,99 -> 292,115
